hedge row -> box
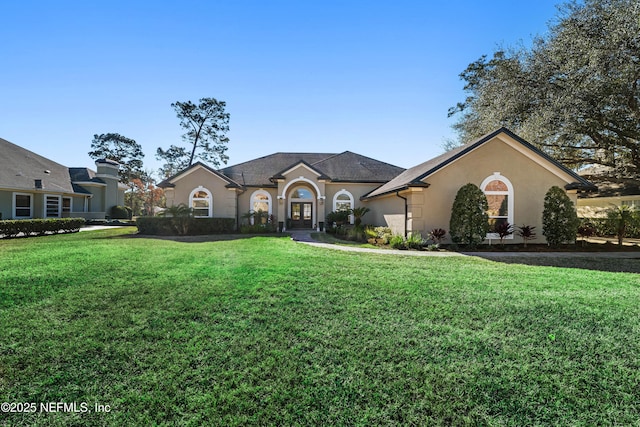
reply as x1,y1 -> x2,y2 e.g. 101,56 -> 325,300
0,218 -> 86,238
580,216 -> 640,239
136,217 -> 236,235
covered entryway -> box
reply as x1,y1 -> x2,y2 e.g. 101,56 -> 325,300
288,186 -> 315,229
290,202 -> 312,228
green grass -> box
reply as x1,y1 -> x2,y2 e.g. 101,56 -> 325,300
1,228 -> 640,426
310,232 -> 378,248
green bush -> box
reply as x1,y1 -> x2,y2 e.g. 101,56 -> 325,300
389,234 -> 406,249
406,232 -> 425,250
449,183 -> 489,246
326,210 -> 350,227
240,223 -> 277,234
542,186 -> 579,246
136,217 -> 236,235
110,205 -> 131,220
0,218 -> 85,239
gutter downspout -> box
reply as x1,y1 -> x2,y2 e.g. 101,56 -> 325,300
395,191 -> 408,238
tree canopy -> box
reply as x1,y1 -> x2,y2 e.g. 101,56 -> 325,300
449,0 -> 640,178
88,133 -> 144,183
157,97 -> 230,178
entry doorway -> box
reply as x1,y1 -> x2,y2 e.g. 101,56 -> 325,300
290,202 -> 312,228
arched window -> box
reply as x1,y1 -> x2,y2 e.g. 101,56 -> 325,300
333,189 -> 354,224
250,190 -> 272,215
290,187 -> 313,200
481,173 -> 514,238
250,190 -> 272,224
189,187 -> 212,217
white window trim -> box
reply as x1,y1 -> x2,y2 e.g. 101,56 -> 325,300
481,172 -> 514,240
189,187 -> 213,218
13,192 -> 33,219
249,190 -> 272,215
44,194 -> 62,218
333,189 -> 355,224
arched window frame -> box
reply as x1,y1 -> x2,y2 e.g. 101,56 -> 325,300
250,190 -> 272,215
189,187 -> 212,218
333,189 -> 354,224
481,173 -> 514,239
249,190 -> 272,224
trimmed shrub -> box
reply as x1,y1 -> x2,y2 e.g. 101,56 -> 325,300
542,186 -> 579,245
0,218 -> 85,239
110,205 -> 131,220
449,183 -> 489,246
136,217 -> 235,235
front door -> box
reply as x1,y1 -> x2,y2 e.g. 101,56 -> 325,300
290,202 -> 312,228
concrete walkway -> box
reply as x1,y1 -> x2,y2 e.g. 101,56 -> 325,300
288,230 -> 466,257
288,230 -> 640,259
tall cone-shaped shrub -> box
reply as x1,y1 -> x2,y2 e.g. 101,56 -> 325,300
542,186 -> 579,246
449,183 -> 489,246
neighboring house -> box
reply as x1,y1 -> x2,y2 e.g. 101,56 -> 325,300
576,165 -> 640,217
159,128 -> 595,243
0,137 -> 126,220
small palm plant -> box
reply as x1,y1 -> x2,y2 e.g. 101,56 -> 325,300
493,221 -> 514,246
158,203 -> 193,235
428,228 -> 446,245
516,225 -> 536,248
607,205 -> 635,246
350,206 -> 370,228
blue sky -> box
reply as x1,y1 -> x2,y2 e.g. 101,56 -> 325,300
1,0 -> 562,175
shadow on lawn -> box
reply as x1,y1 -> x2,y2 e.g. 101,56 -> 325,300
115,232 -> 292,244
474,255 -> 640,274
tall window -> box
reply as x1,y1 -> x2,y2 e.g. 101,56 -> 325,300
62,197 -> 72,216
250,190 -> 272,215
333,189 -> 354,224
481,173 -> 514,238
189,187 -> 212,217
45,195 -> 61,218
13,193 -> 32,218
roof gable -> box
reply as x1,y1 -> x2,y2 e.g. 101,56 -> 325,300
363,128 -> 595,200
158,162 -> 241,189
271,160 -> 330,181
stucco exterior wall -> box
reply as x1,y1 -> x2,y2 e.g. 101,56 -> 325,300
0,191 -> 11,219
165,167 -> 237,219
363,195 -> 405,234
407,136 -> 580,243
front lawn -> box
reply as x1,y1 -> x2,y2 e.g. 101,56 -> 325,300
1,229 -> 639,425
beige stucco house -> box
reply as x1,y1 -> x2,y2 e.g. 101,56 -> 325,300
0,137 -> 126,220
159,128 -> 595,243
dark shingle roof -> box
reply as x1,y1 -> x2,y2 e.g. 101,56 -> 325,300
217,151 -> 404,187
312,151 -> 405,182
0,137 -> 78,193
578,165 -> 640,198
219,153 -> 336,187
363,128 -> 596,200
